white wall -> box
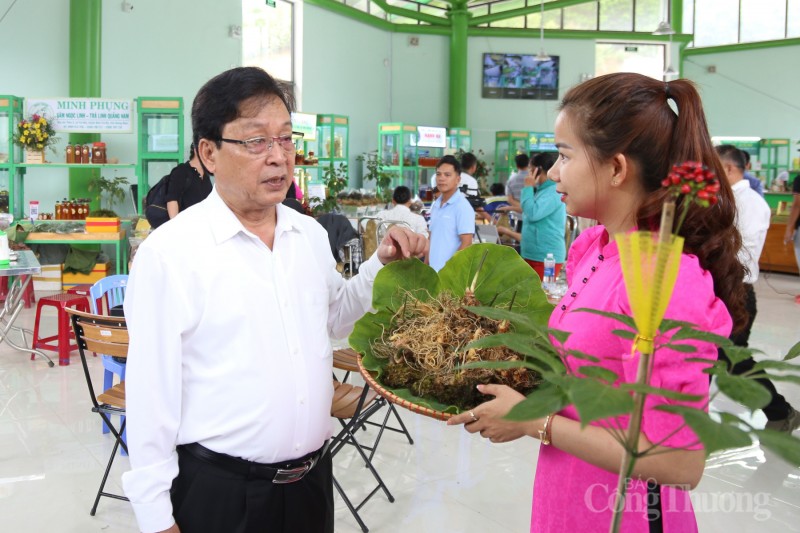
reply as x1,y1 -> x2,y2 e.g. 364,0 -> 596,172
682,44 -> 800,154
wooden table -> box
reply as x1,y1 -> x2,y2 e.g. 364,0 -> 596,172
759,220 -> 799,275
25,230 -> 128,275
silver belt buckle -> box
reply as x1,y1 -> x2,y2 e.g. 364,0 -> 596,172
272,457 -> 316,484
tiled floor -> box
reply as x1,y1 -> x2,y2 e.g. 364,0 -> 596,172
1,273 -> 798,532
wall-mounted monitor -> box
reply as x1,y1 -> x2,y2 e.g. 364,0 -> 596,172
482,53 -> 559,100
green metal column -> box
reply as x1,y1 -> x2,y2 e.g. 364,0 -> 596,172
69,0 -> 102,204
448,1 -> 469,128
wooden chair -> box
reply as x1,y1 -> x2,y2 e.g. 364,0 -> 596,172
67,308 -> 129,516
330,357 -> 396,532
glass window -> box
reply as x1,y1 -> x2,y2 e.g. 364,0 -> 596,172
242,0 -> 294,82
682,0 -> 694,34
599,0 -> 634,32
488,0 -> 525,28
596,42 -> 666,81
635,0 -> 662,32
741,0 -> 786,42
525,10 -> 562,30
693,0 -> 739,46
789,0 -> 800,37
563,2 -> 598,30
347,0 -> 370,12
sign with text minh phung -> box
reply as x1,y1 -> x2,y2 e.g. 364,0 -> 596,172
25,98 -> 134,133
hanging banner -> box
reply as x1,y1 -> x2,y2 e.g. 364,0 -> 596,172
417,126 -> 446,148
25,98 -> 134,133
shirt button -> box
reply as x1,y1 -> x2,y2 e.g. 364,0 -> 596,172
291,347 -> 299,355
582,278 -> 588,283
561,305 -> 566,310
571,292 -> 577,297
299,397 -> 305,404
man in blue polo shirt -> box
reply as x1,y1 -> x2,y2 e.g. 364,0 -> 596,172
428,155 -> 475,271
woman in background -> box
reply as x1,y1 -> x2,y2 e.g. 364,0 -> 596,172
165,144 -> 213,219
497,151 -> 566,279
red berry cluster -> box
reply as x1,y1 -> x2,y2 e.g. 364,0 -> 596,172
661,161 -> 720,207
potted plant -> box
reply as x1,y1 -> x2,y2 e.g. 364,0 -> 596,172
86,175 -> 128,232
13,114 -> 59,163
357,152 -> 394,203
312,162 -> 348,215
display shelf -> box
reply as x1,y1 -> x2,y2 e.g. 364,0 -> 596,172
137,97 -> 184,213
494,131 -> 529,183
379,123 -> 418,194
758,138 -> 790,191
1,95 -> 183,218
448,128 -> 472,153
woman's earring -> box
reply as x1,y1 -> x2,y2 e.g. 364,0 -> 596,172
611,179 -> 619,186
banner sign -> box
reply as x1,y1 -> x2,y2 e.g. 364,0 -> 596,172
529,132 -> 556,151
417,126 -> 446,148
25,98 -> 134,133
291,112 -> 318,141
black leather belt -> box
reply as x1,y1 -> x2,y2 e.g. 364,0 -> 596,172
180,441 -> 329,484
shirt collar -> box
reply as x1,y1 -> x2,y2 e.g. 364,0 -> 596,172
730,179 -> 749,192
390,204 -> 411,214
207,189 -> 301,245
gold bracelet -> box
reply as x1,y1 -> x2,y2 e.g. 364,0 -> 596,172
538,414 -> 553,445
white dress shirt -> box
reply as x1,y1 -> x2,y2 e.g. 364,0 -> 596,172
376,204 -> 429,237
121,189 -> 383,532
731,179 -> 771,284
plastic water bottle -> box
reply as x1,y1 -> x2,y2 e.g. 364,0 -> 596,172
543,253 -> 556,294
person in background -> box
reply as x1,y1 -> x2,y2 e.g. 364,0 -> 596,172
741,150 -> 765,196
122,66 -> 427,533
459,152 -> 480,197
497,152 -> 566,280
784,172 -> 800,304
716,144 -> 799,433
428,155 -> 475,271
449,73 -> 747,532
505,153 -> 530,211
376,185 -> 429,237
165,143 -> 213,220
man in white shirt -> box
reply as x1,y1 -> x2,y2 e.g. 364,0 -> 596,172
504,152 -> 529,211
122,67 -> 427,533
376,185 -> 429,237
717,145 -> 799,433
459,152 -> 480,197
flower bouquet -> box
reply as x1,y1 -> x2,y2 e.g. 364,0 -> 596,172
13,114 -> 59,163
349,244 -> 554,419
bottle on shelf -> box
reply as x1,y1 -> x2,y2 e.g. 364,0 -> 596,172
65,144 -> 74,164
55,201 -> 62,220
543,253 -> 556,294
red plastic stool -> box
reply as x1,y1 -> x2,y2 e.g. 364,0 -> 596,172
66,284 -> 104,313
0,277 -> 35,308
30,293 -> 91,366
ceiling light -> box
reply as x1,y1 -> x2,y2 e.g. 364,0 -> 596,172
535,49 -> 552,62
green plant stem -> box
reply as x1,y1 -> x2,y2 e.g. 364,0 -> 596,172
609,350 -> 653,533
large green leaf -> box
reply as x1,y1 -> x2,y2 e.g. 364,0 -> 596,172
349,244 -> 553,414
618,383 -> 703,402
716,374 -> 771,411
669,327 -> 733,348
754,430 -> 800,467
721,345 -> 763,366
751,360 -> 800,374
565,377 -> 634,426
656,405 -> 753,455
505,383 -> 570,421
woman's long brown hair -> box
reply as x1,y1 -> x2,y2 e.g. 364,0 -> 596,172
560,73 -> 747,333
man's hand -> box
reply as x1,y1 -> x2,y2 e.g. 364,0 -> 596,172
377,226 -> 428,265
157,525 -> 180,533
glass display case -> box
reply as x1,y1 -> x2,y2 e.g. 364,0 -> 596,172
378,123 -> 418,193
494,131 -> 529,183
759,138 -> 790,191
447,128 -> 472,153
0,96 -> 25,215
137,97 -> 184,212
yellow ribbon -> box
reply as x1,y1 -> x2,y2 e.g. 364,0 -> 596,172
632,334 -> 655,358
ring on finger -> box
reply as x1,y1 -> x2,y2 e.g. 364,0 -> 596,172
469,410 -> 478,422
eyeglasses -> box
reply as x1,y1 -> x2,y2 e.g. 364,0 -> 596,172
220,131 -> 304,156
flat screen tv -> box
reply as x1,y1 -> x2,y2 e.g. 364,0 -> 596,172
482,53 -> 559,100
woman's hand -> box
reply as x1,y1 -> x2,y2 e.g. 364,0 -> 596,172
524,167 -> 540,188
447,384 -> 539,443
